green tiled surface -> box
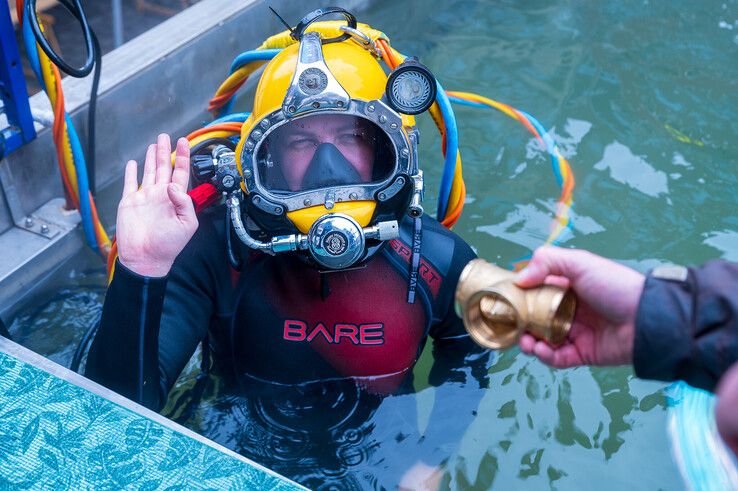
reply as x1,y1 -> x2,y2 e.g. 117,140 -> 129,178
0,339 -> 304,490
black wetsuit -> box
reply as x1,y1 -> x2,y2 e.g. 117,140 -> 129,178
86,206 -> 490,485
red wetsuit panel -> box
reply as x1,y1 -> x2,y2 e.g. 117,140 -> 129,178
237,255 -> 427,394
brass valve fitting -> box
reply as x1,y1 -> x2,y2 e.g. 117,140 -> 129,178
455,259 -> 577,350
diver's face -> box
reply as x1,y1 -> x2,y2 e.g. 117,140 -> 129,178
273,114 -> 376,191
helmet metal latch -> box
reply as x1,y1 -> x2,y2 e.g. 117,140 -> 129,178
338,25 -> 381,57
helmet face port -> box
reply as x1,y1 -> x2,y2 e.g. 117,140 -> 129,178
255,114 -> 396,194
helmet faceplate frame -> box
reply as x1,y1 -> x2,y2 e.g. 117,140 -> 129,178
240,99 -> 416,216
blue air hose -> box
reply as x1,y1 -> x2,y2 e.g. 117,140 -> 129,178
447,94 -> 565,189
219,50 -> 280,116
435,81 -> 459,220
518,110 -> 564,187
24,14 -> 97,250
229,49 -> 281,73
22,16 -> 43,84
66,114 -> 98,251
208,112 -> 251,126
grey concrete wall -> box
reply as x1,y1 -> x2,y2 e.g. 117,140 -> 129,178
0,180 -> 12,232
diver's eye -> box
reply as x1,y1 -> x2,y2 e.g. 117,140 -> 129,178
287,138 -> 318,151
336,132 -> 368,145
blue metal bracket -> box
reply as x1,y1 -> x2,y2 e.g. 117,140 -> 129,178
0,3 -> 36,159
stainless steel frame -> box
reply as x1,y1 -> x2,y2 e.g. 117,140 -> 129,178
244,99 -> 414,213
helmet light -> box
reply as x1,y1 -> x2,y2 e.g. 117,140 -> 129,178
385,58 -> 437,115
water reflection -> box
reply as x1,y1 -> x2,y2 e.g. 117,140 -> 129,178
703,231 -> 738,261
594,142 -> 670,197
162,367 -> 477,489
9,284 -> 104,367
452,355 -> 674,489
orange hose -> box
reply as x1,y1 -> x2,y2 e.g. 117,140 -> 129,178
106,240 -> 118,283
510,108 -> 545,147
28,1 -> 112,260
50,65 -> 79,209
187,123 -> 243,140
89,194 -> 110,255
377,39 -> 398,69
208,81 -> 245,112
441,179 -> 465,228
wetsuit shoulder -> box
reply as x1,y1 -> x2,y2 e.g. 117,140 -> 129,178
386,215 -> 476,322
183,204 -> 228,261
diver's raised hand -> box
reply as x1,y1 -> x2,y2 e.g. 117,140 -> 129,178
117,134 -> 197,277
515,246 -> 645,367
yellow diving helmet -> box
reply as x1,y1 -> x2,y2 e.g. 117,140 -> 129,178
230,8 -> 437,270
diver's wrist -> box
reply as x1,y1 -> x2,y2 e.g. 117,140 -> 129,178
118,256 -> 173,278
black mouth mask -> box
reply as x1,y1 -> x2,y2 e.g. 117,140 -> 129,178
301,143 -> 362,190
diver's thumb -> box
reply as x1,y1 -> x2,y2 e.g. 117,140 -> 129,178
167,184 -> 195,221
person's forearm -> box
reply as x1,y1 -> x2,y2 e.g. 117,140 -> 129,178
418,380 -> 485,466
85,260 -> 167,409
416,342 -> 489,465
634,260 -> 738,392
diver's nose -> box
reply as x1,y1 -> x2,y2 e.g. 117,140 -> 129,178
301,143 -> 362,189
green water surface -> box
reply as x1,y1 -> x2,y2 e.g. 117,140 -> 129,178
364,0 -> 737,488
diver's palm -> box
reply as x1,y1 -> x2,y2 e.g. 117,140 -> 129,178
117,135 -> 197,277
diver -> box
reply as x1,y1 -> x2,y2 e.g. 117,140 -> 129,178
85,10 -> 490,489
515,245 -> 738,455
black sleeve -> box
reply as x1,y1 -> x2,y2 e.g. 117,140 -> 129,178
86,215 -> 225,410
419,232 -> 491,466
634,260 -> 738,392
427,232 -> 490,389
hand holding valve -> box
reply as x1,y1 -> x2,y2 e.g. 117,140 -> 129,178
456,246 -> 646,368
